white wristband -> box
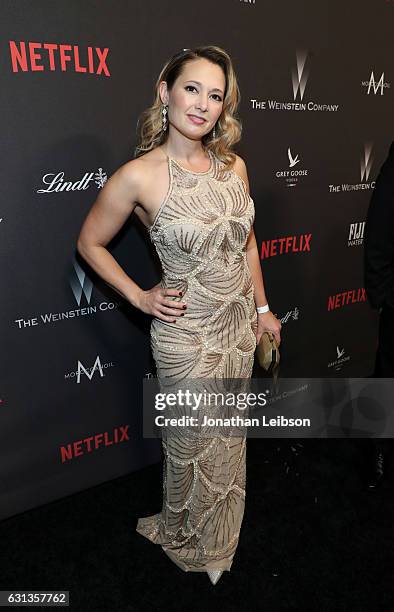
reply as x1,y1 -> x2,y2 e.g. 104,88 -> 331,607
256,304 -> 269,314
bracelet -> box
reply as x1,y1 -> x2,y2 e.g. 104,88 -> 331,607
256,304 -> 269,314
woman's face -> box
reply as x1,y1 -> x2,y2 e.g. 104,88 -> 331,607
161,58 -> 225,140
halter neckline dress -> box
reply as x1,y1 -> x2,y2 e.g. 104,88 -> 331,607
137,147 -> 257,573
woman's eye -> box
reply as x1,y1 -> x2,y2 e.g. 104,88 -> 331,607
185,86 -> 222,102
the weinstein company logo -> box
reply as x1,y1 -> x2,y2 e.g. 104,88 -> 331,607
13,258 -> 119,329
9,41 -> 110,76
37,168 -> 107,194
327,346 -> 351,371
348,221 -> 365,247
70,258 -> 93,306
360,143 -> 374,182
260,234 -> 312,259
251,50 -> 339,112
64,355 -> 115,383
275,147 -> 309,187
292,50 -> 309,101
329,143 -> 375,193
362,71 -> 390,95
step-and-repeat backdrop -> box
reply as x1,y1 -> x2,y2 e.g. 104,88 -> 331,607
1,0 -> 392,520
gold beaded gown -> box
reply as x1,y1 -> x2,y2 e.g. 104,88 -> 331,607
136,148 -> 257,573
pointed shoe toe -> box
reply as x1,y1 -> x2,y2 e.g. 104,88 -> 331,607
207,569 -> 224,585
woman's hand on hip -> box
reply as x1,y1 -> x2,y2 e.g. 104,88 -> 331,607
136,284 -> 187,322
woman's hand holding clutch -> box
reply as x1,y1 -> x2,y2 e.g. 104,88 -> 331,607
255,311 -> 281,346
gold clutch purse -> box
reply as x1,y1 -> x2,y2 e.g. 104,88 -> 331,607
256,331 -> 280,373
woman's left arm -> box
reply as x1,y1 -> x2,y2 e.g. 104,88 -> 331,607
234,155 -> 282,345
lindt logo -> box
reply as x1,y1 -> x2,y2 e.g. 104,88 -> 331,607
37,168 -> 107,193
9,41 -> 110,75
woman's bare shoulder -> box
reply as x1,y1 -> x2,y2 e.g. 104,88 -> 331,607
232,154 -> 250,192
117,147 -> 167,187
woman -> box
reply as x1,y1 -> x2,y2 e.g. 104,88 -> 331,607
77,46 -> 281,585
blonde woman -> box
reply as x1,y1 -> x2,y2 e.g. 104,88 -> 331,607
77,46 -> 281,585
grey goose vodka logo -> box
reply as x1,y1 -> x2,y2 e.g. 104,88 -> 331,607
327,346 -> 351,371
250,49 -> 339,112
329,143 -> 375,193
275,147 -> 309,187
288,148 -> 300,167
37,167 -> 107,193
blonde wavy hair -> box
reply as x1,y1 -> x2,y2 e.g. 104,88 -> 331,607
134,45 -> 242,172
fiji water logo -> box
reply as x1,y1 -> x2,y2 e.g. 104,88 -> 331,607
348,221 -> 365,247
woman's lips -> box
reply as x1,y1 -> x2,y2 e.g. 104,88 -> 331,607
188,114 -> 206,125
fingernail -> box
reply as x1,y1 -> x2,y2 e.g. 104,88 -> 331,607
181,313 -> 185,316
182,305 -> 187,309
179,292 -> 183,296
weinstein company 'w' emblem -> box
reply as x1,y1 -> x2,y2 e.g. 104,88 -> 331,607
329,143 -> 375,193
360,143 -> 373,182
291,50 -> 310,101
69,257 -> 93,306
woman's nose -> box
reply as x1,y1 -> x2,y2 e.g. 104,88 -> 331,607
196,97 -> 208,111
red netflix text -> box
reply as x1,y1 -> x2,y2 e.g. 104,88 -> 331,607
60,425 -> 129,462
9,41 -> 110,76
327,288 -> 366,311
260,234 -> 312,259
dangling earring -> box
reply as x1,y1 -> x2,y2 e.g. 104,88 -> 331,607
212,124 -> 216,139
162,103 -> 168,131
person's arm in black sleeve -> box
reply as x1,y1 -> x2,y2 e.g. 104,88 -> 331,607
364,141 -> 394,310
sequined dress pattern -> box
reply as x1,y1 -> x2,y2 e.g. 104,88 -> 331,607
136,149 -> 257,573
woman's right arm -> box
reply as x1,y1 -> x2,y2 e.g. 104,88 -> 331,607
76,161 -> 187,322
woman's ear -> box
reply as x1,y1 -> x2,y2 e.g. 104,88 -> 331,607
159,80 -> 168,105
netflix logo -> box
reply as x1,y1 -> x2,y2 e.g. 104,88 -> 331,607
327,288 -> 366,311
260,233 -> 312,259
60,425 -> 130,462
9,41 -> 110,76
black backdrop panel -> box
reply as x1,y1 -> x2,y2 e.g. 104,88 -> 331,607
1,0 -> 392,520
